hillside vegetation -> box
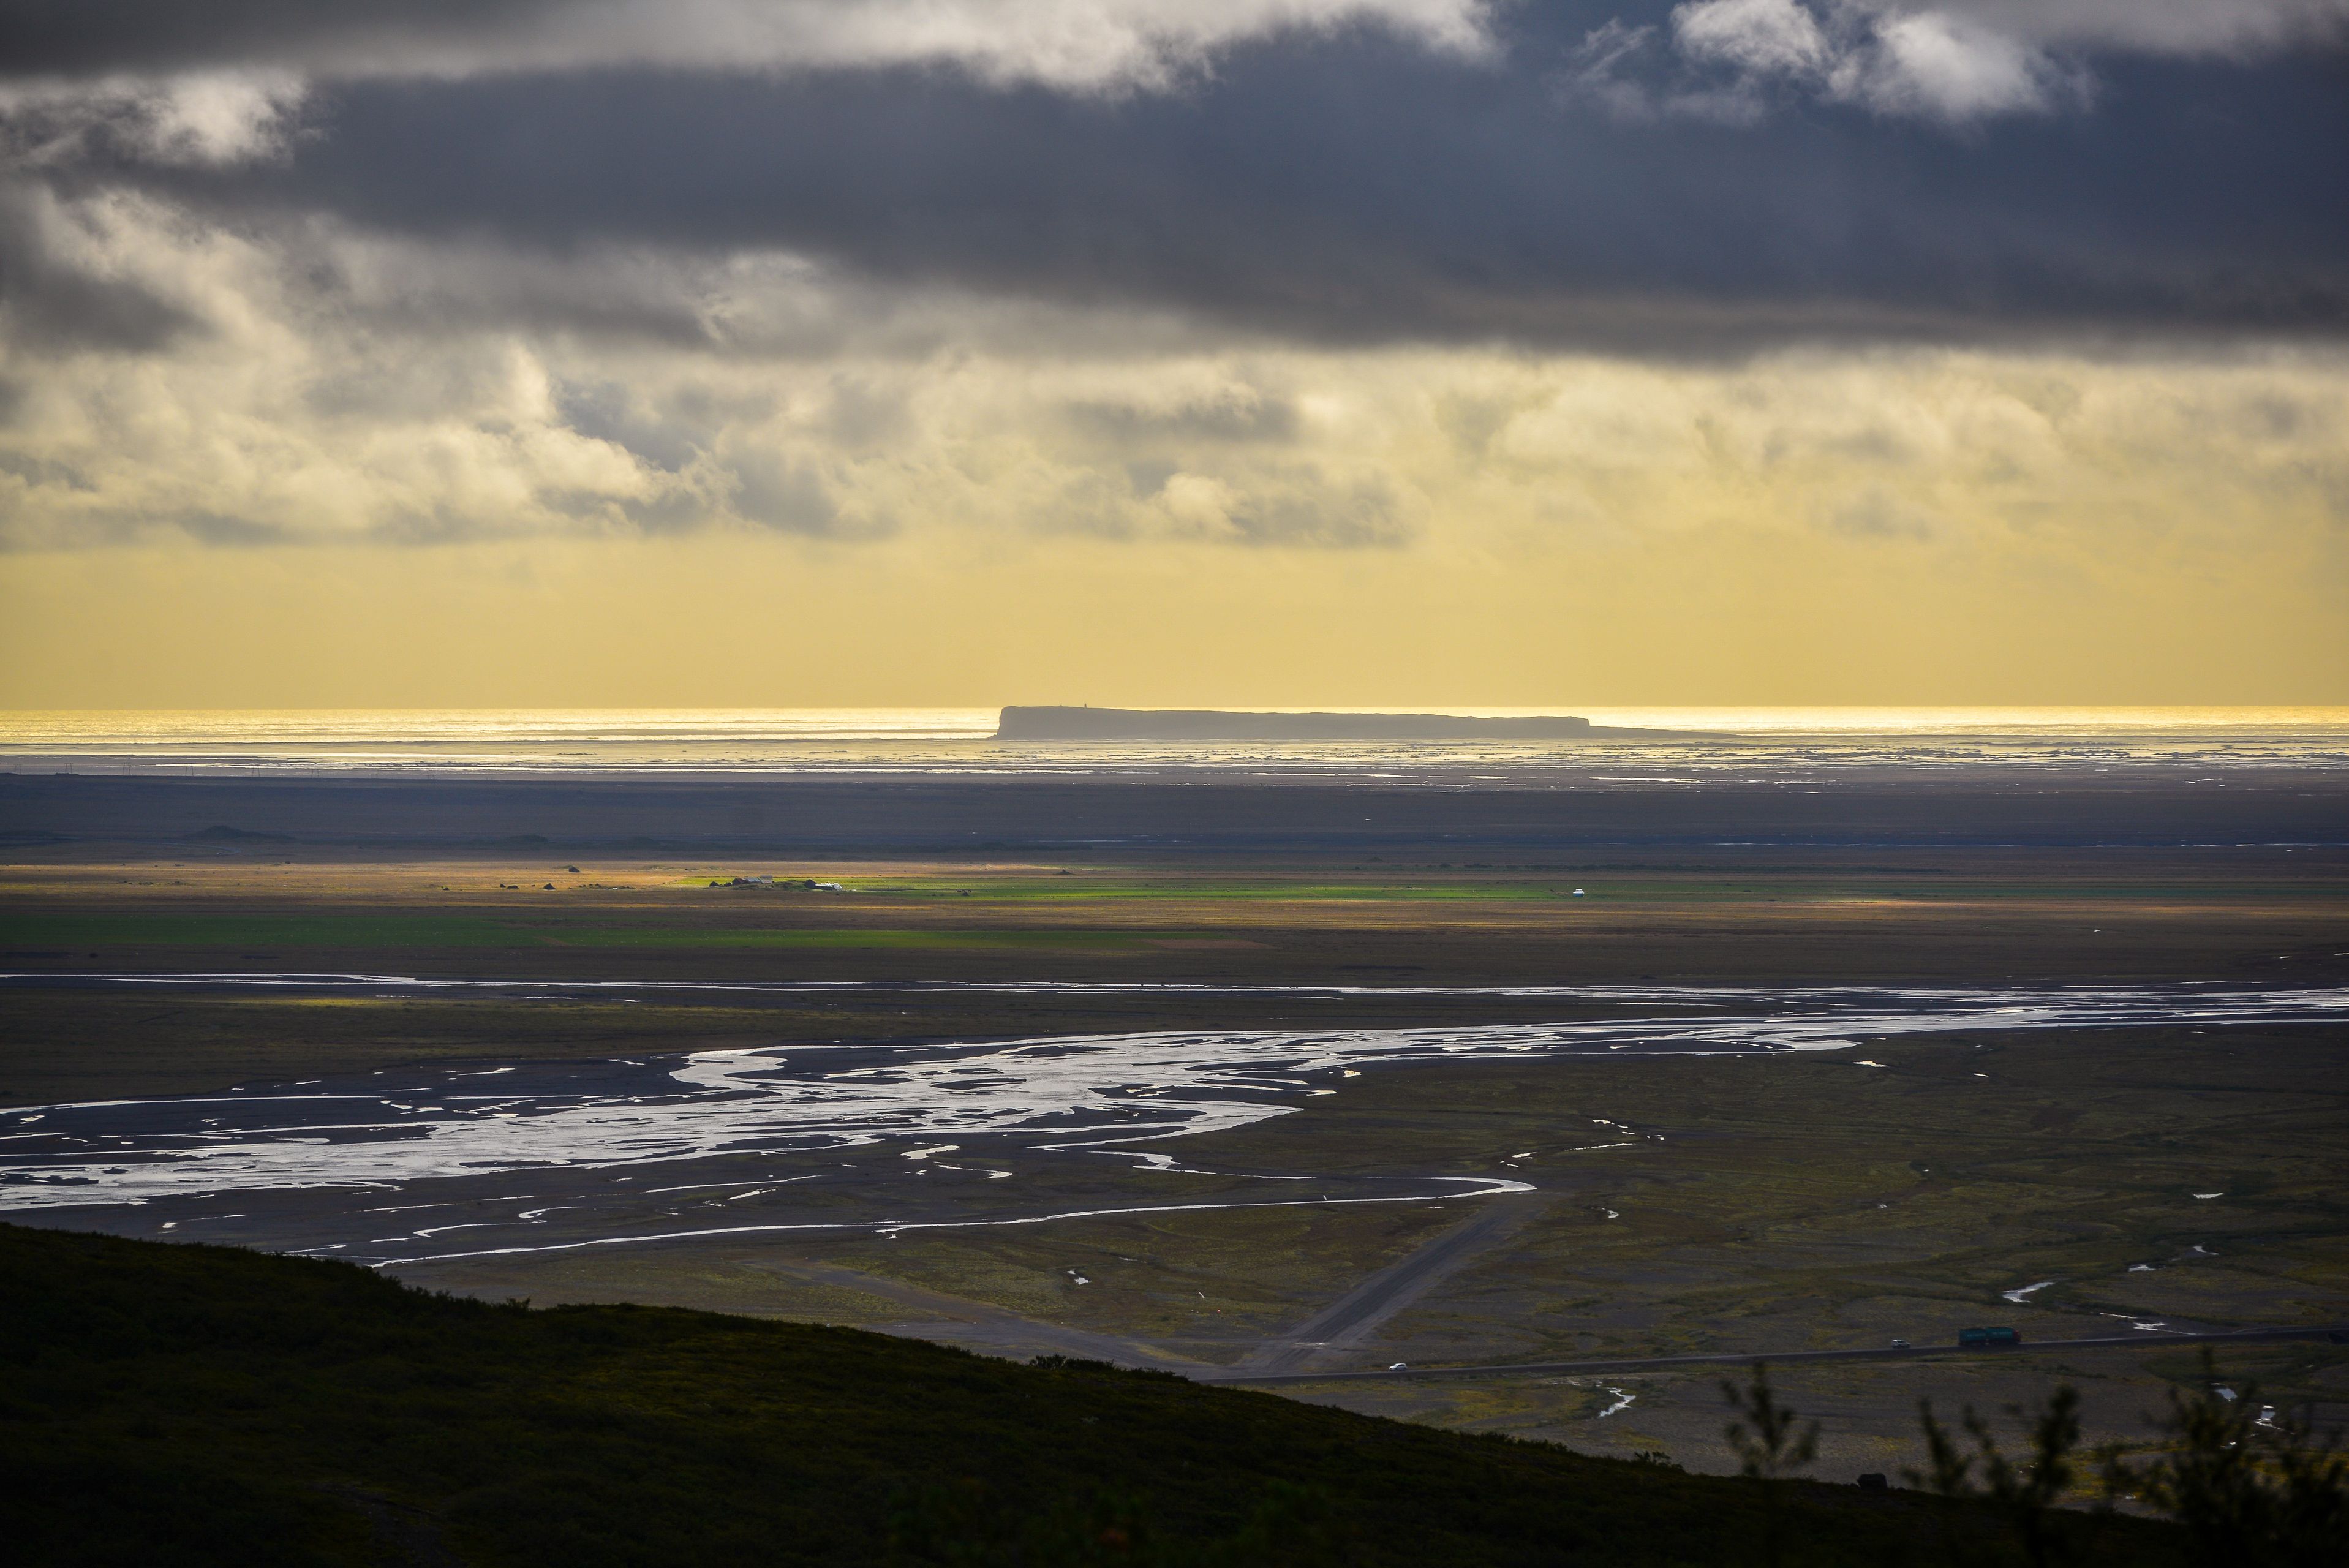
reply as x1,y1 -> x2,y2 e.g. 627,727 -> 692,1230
0,1224 -> 2187,1566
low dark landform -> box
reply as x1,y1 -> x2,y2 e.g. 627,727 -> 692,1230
994,706 -> 1711,741
0,1223 -> 2193,1567
6,768 -> 2348,852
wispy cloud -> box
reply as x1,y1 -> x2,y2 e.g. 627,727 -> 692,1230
0,70 -> 310,167
0,1 -> 1496,109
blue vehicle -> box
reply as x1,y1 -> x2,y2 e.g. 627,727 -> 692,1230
1957,1327 -> 2023,1348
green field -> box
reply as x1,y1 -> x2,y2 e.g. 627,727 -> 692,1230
816,877 -> 1574,902
0,913 -> 1169,950
742,872 -> 2349,905
7,850 -> 2344,1000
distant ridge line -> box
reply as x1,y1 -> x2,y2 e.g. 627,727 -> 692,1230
995,706 -> 1716,741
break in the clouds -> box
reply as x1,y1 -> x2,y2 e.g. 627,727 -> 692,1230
1561,0 -> 2349,126
0,0 -> 2345,560
1560,1 -> 2091,124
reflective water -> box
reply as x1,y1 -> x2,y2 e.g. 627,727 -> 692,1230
4,706 -> 2345,780
7,982 -> 2340,1215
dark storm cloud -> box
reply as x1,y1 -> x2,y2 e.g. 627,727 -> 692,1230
0,1 -> 551,74
10,4 -> 2349,352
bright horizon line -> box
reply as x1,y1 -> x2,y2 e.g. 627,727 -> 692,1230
6,704 -> 2349,717
7,704 -> 2349,732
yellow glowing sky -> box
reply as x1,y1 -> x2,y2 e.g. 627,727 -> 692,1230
4,2 -> 2348,710
5,343 -> 2345,707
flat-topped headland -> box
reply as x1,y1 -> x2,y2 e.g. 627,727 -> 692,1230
996,706 -> 1706,741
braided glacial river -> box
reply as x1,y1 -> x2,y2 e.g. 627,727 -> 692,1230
5,980 -> 2343,1261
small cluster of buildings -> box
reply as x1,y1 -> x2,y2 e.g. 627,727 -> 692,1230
712,875 -> 844,892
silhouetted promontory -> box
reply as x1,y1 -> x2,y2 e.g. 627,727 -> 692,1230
997,706 -> 1711,741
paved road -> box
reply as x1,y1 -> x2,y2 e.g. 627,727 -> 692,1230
1197,1324 -> 2349,1385
1233,1194 -> 1550,1375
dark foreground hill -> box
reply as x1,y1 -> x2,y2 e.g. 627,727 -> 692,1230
0,1224 -> 2181,1567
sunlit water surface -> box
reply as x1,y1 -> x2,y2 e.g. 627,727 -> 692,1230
4,707 -> 2346,781
6,982 -> 2341,1234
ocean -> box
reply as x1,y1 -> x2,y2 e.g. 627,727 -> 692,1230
1,707 -> 2345,782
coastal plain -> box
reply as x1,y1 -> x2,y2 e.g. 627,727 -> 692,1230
4,843 -> 2346,1104
4,767 -> 2346,1484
